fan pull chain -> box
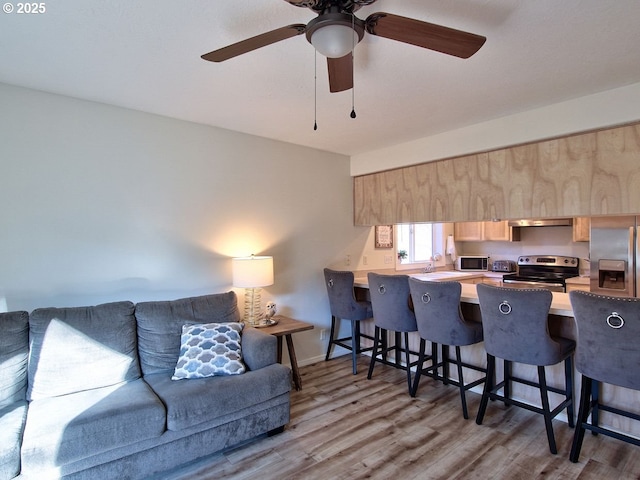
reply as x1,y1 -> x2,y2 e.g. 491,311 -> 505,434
350,12 -> 356,119
313,50 -> 318,131
350,54 -> 356,119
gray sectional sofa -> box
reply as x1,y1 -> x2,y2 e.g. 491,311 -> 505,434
0,291 -> 291,480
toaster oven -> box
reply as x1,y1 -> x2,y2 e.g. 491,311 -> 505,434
491,260 -> 517,272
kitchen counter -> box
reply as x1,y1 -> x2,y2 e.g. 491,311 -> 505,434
457,283 -> 573,317
565,276 -> 590,285
354,270 -> 501,286
354,274 -> 573,317
354,271 -> 484,287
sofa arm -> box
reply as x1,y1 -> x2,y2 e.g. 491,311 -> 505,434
242,328 -> 277,371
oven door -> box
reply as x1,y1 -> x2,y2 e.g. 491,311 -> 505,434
502,279 -> 565,293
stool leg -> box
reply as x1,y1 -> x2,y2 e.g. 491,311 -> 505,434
431,342 -> 440,385
411,338 -> 426,397
325,316 -> 338,361
367,326 -> 380,380
476,353 -> 495,425
538,365 -> 558,454
403,332 -> 412,393
565,355 -> 575,428
442,345 -> 450,385
503,360 -> 512,406
570,376 -> 592,462
591,379 -> 600,435
381,329 -> 388,363
455,346 -> 469,420
350,319 -> 358,375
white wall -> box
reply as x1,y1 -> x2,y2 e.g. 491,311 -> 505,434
0,82 -> 369,365
333,223 -> 456,272
351,82 -> 640,176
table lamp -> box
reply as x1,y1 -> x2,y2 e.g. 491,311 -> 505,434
232,255 -> 274,326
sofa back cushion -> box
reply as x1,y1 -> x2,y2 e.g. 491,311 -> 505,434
27,301 -> 140,401
0,311 -> 29,408
135,291 -> 241,375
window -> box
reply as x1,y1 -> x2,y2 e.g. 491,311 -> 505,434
396,223 -> 434,267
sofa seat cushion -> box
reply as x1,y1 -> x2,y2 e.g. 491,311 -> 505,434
28,301 -> 140,401
0,401 -> 28,480
145,362 -> 291,431
20,379 -> 166,475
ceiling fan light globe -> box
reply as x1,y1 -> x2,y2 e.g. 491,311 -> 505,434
311,24 -> 358,58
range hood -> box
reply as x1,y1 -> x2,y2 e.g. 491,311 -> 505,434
508,218 -> 573,227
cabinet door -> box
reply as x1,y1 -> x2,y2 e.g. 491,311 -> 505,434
566,283 -> 590,293
573,217 -> 590,242
484,221 -> 521,241
460,278 -> 482,284
454,221 -> 520,242
454,222 -> 483,241
482,278 -> 502,287
483,221 -> 509,241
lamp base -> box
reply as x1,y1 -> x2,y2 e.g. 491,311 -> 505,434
243,287 -> 263,326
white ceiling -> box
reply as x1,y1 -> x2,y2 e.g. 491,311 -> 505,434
2,0 -> 640,156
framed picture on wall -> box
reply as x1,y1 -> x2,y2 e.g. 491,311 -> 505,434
375,225 -> 393,249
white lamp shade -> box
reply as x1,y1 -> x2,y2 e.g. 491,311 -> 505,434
311,24 -> 359,58
232,256 -> 274,288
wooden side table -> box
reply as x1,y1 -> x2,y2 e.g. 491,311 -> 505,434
256,315 -> 313,390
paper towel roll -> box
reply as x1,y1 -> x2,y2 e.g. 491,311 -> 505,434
446,234 -> 457,262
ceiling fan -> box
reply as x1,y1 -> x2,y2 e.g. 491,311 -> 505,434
201,0 -> 486,93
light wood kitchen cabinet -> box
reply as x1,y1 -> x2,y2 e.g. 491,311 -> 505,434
482,277 -> 502,287
454,222 -> 483,241
454,221 -> 520,242
353,123 -> 640,226
573,217 -> 590,242
566,283 -> 590,293
484,221 -> 521,241
459,278 -> 482,285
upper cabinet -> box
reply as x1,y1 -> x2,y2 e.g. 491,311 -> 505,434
353,123 -> 640,226
453,222 -> 483,241
483,220 -> 521,242
572,217 -> 591,242
454,221 -> 521,242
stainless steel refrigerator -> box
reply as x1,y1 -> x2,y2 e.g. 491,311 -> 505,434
590,215 -> 640,297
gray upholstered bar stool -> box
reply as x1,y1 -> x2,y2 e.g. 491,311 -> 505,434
409,279 -> 486,419
367,272 -> 420,394
475,284 -> 575,454
323,268 -> 374,375
569,291 -> 640,462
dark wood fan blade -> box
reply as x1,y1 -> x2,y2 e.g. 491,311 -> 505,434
202,24 -> 306,62
327,54 -> 353,93
366,12 -> 486,59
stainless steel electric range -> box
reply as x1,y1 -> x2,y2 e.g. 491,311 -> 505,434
502,255 -> 579,293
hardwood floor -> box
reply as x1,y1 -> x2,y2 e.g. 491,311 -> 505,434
155,356 -> 640,480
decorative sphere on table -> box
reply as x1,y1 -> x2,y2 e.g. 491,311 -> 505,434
265,301 -> 277,320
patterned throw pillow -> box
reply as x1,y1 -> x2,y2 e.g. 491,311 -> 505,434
172,322 -> 246,380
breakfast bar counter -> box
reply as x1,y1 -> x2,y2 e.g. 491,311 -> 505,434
448,282 -> 573,317
354,274 -> 574,317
